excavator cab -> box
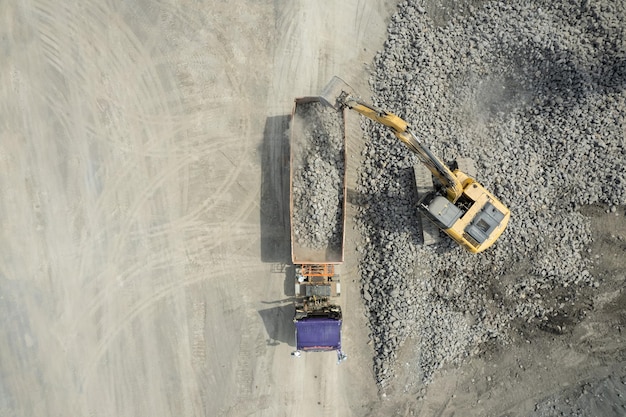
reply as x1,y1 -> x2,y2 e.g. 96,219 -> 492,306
419,193 -> 463,230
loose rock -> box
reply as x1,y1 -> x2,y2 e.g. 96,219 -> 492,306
292,102 -> 345,252
357,0 -> 626,387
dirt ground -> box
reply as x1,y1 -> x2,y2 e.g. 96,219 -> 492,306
1,1 -> 625,417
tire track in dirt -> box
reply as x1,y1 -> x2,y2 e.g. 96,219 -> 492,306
71,261 -> 260,414
64,174 -> 260,346
65,155 -> 259,344
13,1 -> 95,292
30,4 -> 264,412
34,0 -> 258,346
190,300 -> 206,366
62,214 -> 259,352
76,4 -> 253,237
32,0 -> 256,333
17,7 -> 224,412
26,0 -> 182,290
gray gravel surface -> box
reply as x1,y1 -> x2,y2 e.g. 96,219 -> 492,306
292,102 -> 345,252
530,368 -> 626,417
355,0 -> 626,387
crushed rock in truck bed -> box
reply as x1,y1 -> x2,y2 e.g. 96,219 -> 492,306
291,101 -> 345,253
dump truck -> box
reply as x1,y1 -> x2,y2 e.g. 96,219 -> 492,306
290,97 -> 347,363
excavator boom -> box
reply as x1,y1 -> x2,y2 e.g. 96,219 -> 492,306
321,77 -> 463,201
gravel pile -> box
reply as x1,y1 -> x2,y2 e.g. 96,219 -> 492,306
356,0 -> 626,387
291,101 -> 345,251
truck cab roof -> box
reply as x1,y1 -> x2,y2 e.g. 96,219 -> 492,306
295,317 -> 342,351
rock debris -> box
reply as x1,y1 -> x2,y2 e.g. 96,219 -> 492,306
356,0 -> 626,387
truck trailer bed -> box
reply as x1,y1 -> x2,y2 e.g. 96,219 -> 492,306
289,97 -> 346,264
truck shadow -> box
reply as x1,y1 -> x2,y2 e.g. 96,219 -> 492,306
259,115 -> 291,264
260,115 -> 303,297
258,304 -> 296,347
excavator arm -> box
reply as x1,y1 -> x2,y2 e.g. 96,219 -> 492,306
319,76 -> 510,253
341,96 -> 464,202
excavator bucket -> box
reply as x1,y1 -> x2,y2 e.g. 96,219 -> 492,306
319,76 -> 353,110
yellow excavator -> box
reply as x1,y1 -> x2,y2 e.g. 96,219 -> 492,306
320,76 -> 510,253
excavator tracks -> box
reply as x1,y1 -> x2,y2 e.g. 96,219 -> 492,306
413,163 -> 441,246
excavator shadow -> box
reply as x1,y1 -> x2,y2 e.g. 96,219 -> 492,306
351,165 -> 460,254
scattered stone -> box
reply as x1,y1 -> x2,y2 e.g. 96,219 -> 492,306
356,0 -> 626,387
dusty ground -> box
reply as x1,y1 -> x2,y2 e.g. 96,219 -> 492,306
1,1 -> 625,417
0,1 -> 392,416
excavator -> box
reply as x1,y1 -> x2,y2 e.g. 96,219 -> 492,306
319,76 -> 510,253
